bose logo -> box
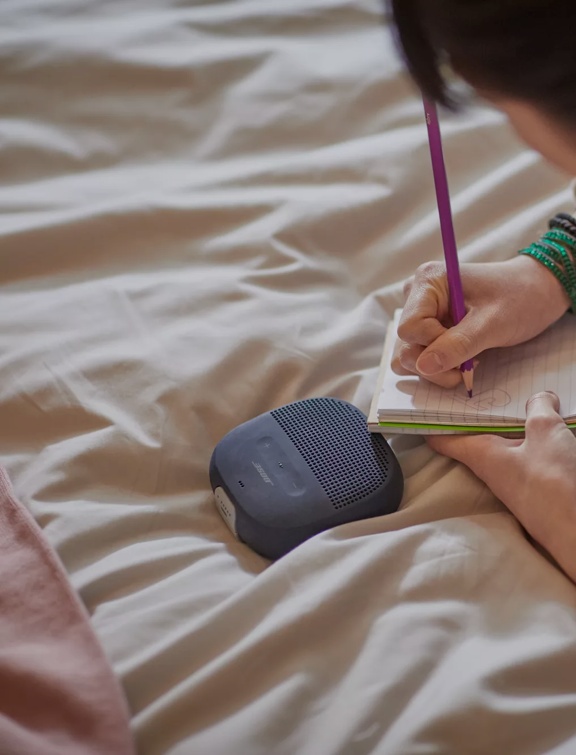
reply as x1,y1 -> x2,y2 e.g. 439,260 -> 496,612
252,461 -> 274,485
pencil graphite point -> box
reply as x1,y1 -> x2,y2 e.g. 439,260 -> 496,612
462,369 -> 474,398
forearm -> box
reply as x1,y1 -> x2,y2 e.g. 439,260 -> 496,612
511,479 -> 576,585
535,501 -> 576,584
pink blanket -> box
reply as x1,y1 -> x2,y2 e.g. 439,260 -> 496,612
0,468 -> 135,755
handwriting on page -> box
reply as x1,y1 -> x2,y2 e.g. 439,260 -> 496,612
452,389 -> 511,411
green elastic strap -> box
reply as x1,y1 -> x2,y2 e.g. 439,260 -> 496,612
519,228 -> 576,313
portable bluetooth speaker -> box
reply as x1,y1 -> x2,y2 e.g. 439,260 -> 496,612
209,397 -> 404,560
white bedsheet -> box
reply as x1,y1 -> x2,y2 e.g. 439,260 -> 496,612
2,0 -> 576,753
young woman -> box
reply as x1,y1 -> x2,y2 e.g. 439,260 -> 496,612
388,0 -> 576,582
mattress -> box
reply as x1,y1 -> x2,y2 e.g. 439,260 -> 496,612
2,0 -> 576,753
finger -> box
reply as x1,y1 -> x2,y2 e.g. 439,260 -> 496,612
423,369 -> 467,389
392,343 -> 466,388
524,391 -> 565,441
395,342 -> 422,374
402,277 -> 413,300
415,315 -> 485,376
526,390 -> 560,416
398,315 -> 447,348
391,355 -> 417,376
398,264 -> 450,348
391,340 -> 416,376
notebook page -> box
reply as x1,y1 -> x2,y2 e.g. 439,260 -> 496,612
377,311 -> 576,424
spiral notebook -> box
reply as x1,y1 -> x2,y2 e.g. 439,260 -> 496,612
368,309 -> 576,435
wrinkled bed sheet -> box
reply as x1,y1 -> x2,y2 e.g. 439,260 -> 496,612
2,0 -> 576,753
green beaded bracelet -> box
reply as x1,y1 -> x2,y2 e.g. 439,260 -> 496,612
519,228 -> 576,312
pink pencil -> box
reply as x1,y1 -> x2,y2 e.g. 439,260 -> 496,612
423,98 -> 474,397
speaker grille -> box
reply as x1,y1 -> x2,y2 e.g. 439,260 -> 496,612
271,398 -> 391,509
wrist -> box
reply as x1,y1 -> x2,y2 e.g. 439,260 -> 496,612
517,223 -> 576,314
511,254 -> 571,321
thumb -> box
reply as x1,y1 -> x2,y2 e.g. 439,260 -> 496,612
524,391 -> 564,438
416,319 -> 482,376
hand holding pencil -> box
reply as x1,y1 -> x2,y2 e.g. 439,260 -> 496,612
391,101 -> 569,394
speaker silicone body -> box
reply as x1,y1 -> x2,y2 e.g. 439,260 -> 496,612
209,398 -> 404,560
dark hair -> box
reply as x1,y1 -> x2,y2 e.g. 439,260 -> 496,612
388,0 -> 576,127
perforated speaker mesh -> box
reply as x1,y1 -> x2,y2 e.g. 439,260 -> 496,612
271,398 -> 391,510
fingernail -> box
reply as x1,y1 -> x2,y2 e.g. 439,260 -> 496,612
525,390 -> 560,412
544,391 -> 561,411
417,352 -> 444,375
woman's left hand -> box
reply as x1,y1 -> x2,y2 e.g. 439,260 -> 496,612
428,391 -> 576,583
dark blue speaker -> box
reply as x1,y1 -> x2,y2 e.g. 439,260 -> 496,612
209,398 -> 404,560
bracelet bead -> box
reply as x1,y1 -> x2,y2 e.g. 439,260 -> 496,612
550,212 -> 576,238
518,224 -> 576,312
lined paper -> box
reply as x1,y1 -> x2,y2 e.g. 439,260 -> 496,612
377,310 -> 576,427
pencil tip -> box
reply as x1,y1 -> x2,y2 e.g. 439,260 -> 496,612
462,367 -> 474,397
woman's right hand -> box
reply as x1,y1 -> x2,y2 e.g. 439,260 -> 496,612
392,254 -> 571,388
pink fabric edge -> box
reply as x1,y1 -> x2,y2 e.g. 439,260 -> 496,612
0,467 -> 136,755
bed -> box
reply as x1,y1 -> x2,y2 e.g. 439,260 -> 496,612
2,0 -> 576,753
